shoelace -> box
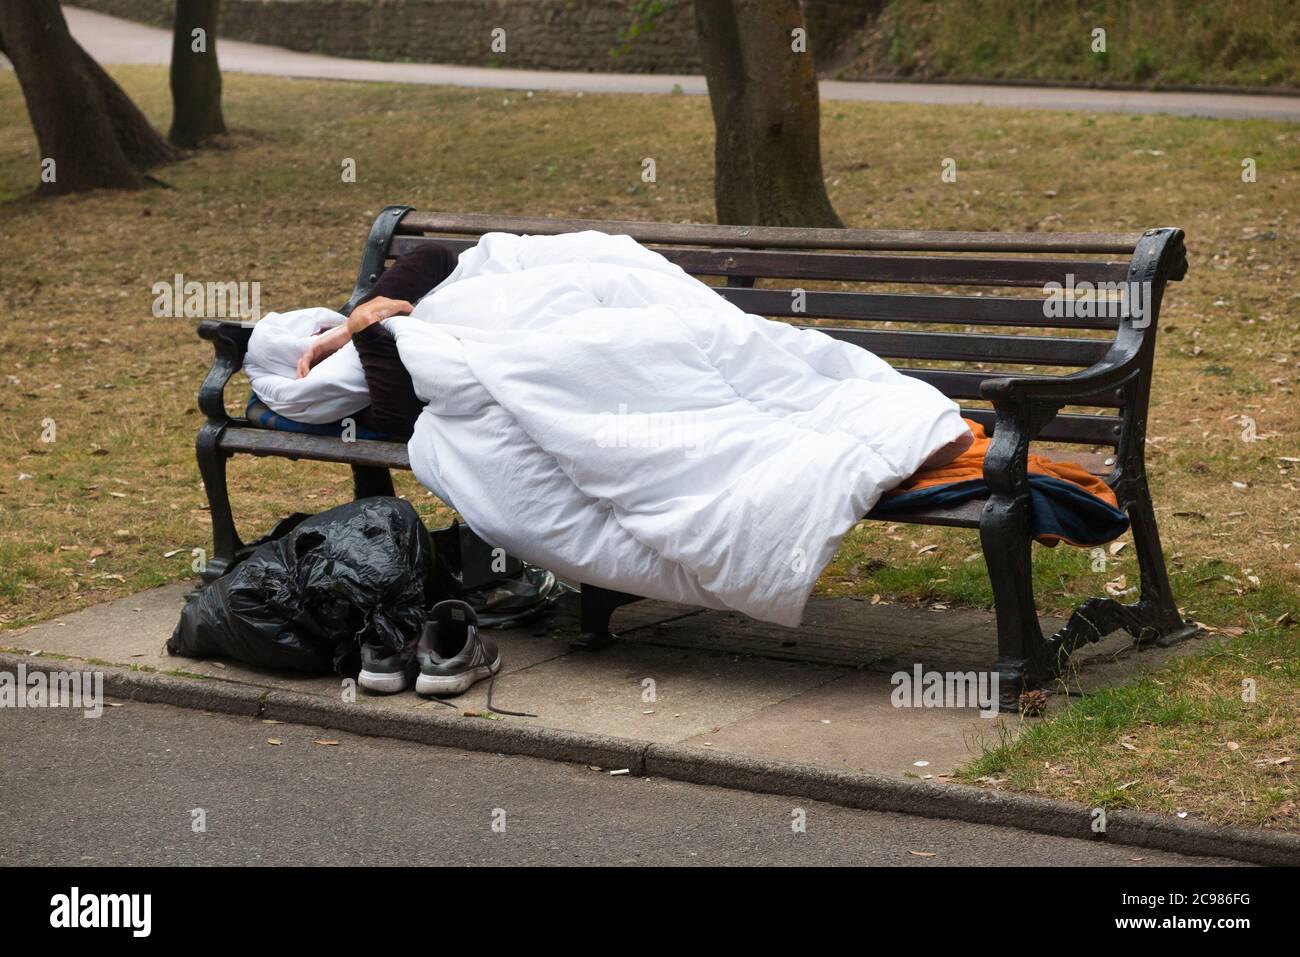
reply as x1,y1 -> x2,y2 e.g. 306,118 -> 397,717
482,667 -> 537,719
419,633 -> 537,718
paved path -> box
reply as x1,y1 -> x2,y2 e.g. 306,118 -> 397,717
7,582 -> 1215,782
0,698 -> 1230,866
30,7 -> 1300,122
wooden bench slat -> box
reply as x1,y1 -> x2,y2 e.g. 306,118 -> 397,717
221,426 -> 410,470
391,235 -> 1128,288
815,327 -> 1110,367
865,497 -> 986,528
227,419 -> 1114,530
960,408 -> 1120,446
898,368 -> 1124,407
397,212 -> 1143,254
661,249 -> 1131,287
393,237 -> 1124,329
715,286 -> 1123,330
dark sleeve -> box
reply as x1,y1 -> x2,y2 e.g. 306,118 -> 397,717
353,323 -> 424,439
357,242 -> 456,306
351,243 -> 458,438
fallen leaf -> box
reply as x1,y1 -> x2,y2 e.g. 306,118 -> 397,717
266,738 -> 282,746
313,739 -> 340,746
909,851 -> 937,858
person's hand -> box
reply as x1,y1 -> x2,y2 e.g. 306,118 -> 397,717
294,298 -> 415,379
345,296 -> 414,336
295,322 -> 352,379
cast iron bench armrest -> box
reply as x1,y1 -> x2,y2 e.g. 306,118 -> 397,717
976,225 -> 1186,493
197,319 -> 254,422
979,333 -> 1144,406
977,340 -> 1144,493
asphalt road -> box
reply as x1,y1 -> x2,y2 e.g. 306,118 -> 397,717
0,698 -> 1233,867
6,7 -> 1292,121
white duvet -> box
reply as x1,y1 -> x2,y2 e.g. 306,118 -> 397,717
245,231 -> 971,626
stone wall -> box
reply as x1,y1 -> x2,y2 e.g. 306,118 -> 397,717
74,0 -> 873,74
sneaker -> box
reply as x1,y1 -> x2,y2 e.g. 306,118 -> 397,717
468,563 -> 569,629
414,600 -> 501,697
357,640 -> 416,694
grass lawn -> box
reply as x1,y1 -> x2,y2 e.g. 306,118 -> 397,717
849,0 -> 1300,89
1,67 -> 1297,829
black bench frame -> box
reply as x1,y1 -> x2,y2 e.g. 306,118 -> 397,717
196,205 -> 1197,710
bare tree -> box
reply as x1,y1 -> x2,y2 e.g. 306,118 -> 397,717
170,0 -> 227,147
0,0 -> 180,194
694,0 -> 842,227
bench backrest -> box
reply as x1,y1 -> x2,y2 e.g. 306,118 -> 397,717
360,208 -> 1186,465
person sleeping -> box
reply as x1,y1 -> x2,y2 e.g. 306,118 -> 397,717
243,230 -> 976,627
279,240 -> 978,471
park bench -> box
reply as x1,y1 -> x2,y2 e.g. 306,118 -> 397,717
196,205 -> 1197,709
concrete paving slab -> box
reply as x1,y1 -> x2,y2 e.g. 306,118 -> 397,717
680,670 -> 1009,777
454,641 -> 844,743
615,597 -> 1045,672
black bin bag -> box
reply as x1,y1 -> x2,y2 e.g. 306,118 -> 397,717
169,497 -> 437,673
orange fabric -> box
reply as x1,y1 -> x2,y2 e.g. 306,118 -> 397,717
890,419 -> 1119,508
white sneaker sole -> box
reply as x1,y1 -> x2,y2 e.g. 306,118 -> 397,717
415,656 -> 501,697
358,669 -> 409,694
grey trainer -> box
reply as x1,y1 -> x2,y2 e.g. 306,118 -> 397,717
414,600 -> 501,697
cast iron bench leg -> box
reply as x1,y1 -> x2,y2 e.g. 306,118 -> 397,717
980,496 -> 1047,712
572,584 -> 639,651
1128,485 -> 1199,645
352,464 -> 396,500
196,421 -> 241,584
1046,480 -> 1202,657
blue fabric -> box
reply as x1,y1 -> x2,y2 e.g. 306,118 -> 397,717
246,393 -> 394,442
875,474 -> 1129,546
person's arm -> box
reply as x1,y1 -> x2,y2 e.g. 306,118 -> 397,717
294,296 -> 412,379
294,243 -> 457,379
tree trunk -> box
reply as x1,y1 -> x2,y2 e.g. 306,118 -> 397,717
77,38 -> 185,169
0,0 -> 180,195
693,0 -> 843,227
169,0 -> 227,147
0,0 -> 143,193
